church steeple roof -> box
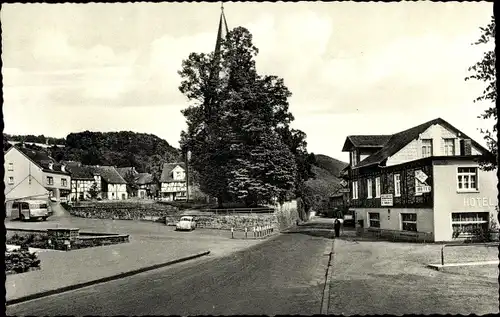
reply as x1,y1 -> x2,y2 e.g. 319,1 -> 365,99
214,3 -> 229,56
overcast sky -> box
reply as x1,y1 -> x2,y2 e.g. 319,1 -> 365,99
1,2 -> 494,162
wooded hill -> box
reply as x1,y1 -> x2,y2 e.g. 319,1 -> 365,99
4,131 -> 181,180
303,154 -> 349,211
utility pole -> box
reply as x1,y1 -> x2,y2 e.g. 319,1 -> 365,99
185,149 -> 191,202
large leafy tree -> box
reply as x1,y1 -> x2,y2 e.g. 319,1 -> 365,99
179,27 -> 300,207
465,16 -> 497,170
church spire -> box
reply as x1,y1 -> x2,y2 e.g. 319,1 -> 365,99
214,2 -> 229,55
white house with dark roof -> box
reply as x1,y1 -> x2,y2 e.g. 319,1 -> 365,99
66,162 -> 102,202
135,173 -> 155,199
160,162 -> 187,201
342,118 -> 497,242
116,167 -> 156,199
90,166 -> 128,200
4,146 -> 71,216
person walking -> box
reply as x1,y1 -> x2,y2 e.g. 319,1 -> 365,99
334,218 -> 341,238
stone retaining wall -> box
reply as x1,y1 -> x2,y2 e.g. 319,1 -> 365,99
75,234 -> 130,248
65,199 -> 300,232
67,202 -> 179,221
165,214 -> 279,230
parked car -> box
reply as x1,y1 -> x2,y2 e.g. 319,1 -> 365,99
176,216 -> 197,231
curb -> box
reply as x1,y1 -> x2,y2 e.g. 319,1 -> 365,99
320,237 -> 335,315
6,250 -> 211,306
427,260 -> 499,271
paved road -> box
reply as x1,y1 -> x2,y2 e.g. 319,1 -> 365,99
7,216 -> 497,315
7,231 -> 333,316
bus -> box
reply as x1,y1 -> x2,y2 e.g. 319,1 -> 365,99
14,200 -> 50,221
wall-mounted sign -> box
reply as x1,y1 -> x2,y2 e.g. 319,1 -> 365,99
415,170 -> 428,183
416,185 -> 432,194
340,180 -> 348,187
339,188 -> 350,193
380,194 -> 393,206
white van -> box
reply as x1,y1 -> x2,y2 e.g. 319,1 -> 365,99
15,200 -> 50,221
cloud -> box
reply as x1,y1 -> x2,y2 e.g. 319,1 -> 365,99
1,2 -> 494,159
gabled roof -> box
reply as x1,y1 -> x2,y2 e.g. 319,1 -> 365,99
136,173 -> 154,185
355,118 -> 491,169
66,165 -> 95,180
160,162 -> 186,183
89,166 -> 127,184
342,135 -> 392,152
13,146 -> 70,175
116,167 -> 138,179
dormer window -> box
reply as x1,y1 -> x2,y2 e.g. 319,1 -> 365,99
421,139 -> 433,158
444,139 -> 455,156
48,162 -> 54,170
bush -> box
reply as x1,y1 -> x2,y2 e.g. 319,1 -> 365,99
7,233 -> 50,249
5,249 -> 41,275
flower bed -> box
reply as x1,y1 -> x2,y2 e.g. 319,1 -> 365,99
5,248 -> 41,275
6,229 -> 130,251
7,233 -> 50,249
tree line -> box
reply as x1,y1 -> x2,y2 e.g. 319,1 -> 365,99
5,131 -> 181,181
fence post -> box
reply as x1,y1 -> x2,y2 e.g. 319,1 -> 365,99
441,245 -> 445,266
245,227 -> 248,239
231,227 -> 234,239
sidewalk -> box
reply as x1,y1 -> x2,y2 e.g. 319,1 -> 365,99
6,238 -> 209,304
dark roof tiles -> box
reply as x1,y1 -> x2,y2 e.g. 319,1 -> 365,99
355,118 -> 490,168
136,173 -> 154,185
89,166 -> 128,184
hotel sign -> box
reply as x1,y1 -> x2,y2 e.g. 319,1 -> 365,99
415,170 -> 428,183
380,194 -> 393,207
416,185 -> 432,194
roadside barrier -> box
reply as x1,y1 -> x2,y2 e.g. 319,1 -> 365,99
440,242 -> 498,265
230,226 -> 275,239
